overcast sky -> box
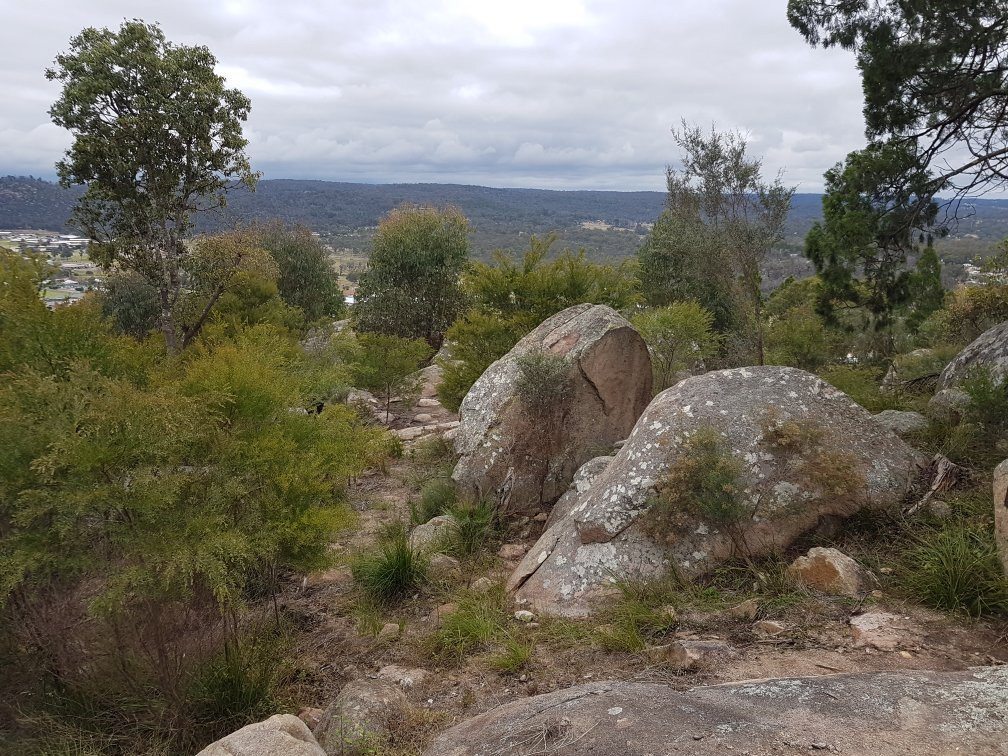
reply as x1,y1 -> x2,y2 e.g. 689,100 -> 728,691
0,0 -> 868,192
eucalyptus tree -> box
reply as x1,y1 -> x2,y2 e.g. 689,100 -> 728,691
47,19 -> 259,352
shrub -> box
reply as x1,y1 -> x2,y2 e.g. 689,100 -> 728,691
446,499 -> 496,557
901,522 -> 1008,617
351,525 -> 429,603
411,477 -> 459,526
645,428 -> 745,533
817,364 -> 905,413
631,302 -> 720,391
514,349 -> 571,410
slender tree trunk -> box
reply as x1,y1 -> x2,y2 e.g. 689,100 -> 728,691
159,286 -> 180,353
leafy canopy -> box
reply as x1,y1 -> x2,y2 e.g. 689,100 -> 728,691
46,19 -> 258,351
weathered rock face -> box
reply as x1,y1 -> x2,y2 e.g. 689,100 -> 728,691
927,387 -> 971,423
424,669 -> 1008,756
872,409 -> 927,436
545,455 -> 613,529
938,319 -> 1008,388
452,304 -> 652,516
994,459 -> 1008,577
196,714 -> 326,756
316,679 -> 407,755
509,366 -> 922,616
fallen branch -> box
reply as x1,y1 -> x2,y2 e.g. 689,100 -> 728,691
904,454 -> 966,516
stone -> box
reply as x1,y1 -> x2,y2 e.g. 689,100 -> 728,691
726,598 -> 760,621
377,622 -> 400,642
452,304 -> 652,516
753,620 -> 788,636
297,707 -> 324,730
995,459 -> 1008,578
196,714 -> 326,756
346,388 -> 379,406
787,547 -> 866,597
417,363 -> 443,398
514,609 -> 535,622
849,611 -> 907,651
653,640 -> 736,670
422,668 -> 1008,755
430,602 -> 458,624
429,553 -> 462,581
316,679 -> 407,756
414,412 -> 435,423
417,397 -> 441,408
938,319 -> 1008,389
498,543 -> 527,560
927,387 -> 971,424
408,515 -> 456,553
470,576 -> 495,594
395,426 -> 427,441
377,664 -> 429,688
508,366 -> 923,617
873,409 -> 928,436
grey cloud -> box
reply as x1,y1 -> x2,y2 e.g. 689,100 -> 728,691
0,0 -> 867,191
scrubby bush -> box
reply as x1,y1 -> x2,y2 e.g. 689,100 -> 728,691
817,364 -> 905,413
644,428 -> 745,532
445,500 -> 496,557
631,302 -> 720,391
411,477 -> 459,526
424,588 -> 509,662
514,349 -> 571,410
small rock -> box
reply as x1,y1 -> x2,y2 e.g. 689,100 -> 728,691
395,426 -> 426,441
408,515 -> 456,553
787,547 -> 865,597
727,598 -> 760,621
850,611 -> 904,651
377,622 -> 400,642
417,398 -> 441,408
927,388 -> 970,424
532,512 -> 548,522
652,640 -> 736,670
196,714 -> 326,755
431,603 -> 458,624
899,651 -> 913,659
429,553 -> 462,581
414,413 -> 435,423
297,706 -> 324,731
471,576 -> 495,594
377,665 -> 429,688
753,620 -> 788,636
879,567 -> 893,575
873,409 -> 928,436
927,499 -> 952,519
316,679 -> 407,755
514,610 -> 535,623
498,543 -> 527,560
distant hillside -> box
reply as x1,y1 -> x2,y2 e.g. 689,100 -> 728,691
3,176 -> 1008,284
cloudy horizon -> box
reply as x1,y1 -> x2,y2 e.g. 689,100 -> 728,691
1,0 -> 868,193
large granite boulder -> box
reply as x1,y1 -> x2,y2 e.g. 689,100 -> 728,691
938,319 -> 1008,388
508,366 -> 923,616
452,304 -> 652,516
994,459 -> 1008,578
196,714 -> 325,756
316,678 -> 407,755
423,668 -> 1008,756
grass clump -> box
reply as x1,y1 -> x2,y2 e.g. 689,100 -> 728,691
445,499 -> 496,557
424,588 -> 509,662
594,576 -> 681,653
645,428 -> 745,532
411,477 -> 459,525
901,521 -> 1008,617
351,522 -> 428,603
488,637 -> 533,673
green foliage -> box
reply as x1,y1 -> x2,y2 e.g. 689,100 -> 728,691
631,302 -> 720,391
639,123 -> 794,364
255,220 -> 345,322
411,478 -> 459,526
488,637 -> 532,673
343,332 -> 433,422
46,19 -> 258,352
354,204 -> 469,348
901,523 -> 1008,617
351,524 -> 428,604
788,0 -> 1008,206
919,283 -> 1008,348
817,364 -> 904,413
445,500 -> 496,558
906,246 -> 945,332
437,234 -> 640,410
423,587 -> 510,662
803,142 -> 938,337
100,270 -> 161,340
645,428 -> 745,532
765,303 -> 836,370
205,270 -> 306,339
514,349 -> 571,410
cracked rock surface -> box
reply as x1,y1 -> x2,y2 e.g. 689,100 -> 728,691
452,303 -> 651,516
423,667 -> 1008,756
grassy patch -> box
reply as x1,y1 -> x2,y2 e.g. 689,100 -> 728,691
410,477 -> 458,525
817,364 -> 907,413
445,499 -> 496,557
351,522 -> 429,603
488,637 -> 533,673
